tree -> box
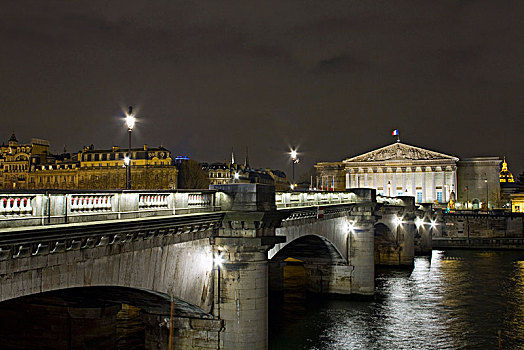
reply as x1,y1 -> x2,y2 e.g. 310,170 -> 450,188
517,172 -> 524,185
177,160 -> 210,189
297,166 -> 318,188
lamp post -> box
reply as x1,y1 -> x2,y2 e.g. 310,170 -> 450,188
346,220 -> 355,264
213,253 -> 225,320
125,106 -> 136,189
465,185 -> 469,210
290,148 -> 299,188
484,178 -> 489,212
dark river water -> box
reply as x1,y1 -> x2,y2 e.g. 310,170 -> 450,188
269,250 -> 524,350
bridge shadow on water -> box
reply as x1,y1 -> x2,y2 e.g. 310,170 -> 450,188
0,286 -> 209,350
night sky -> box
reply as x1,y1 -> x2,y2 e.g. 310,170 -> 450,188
2,1 -> 523,178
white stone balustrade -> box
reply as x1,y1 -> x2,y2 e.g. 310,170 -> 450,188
0,190 -> 219,229
70,195 -> 113,212
187,193 -> 211,207
0,196 -> 34,216
276,191 -> 358,208
139,194 -> 169,209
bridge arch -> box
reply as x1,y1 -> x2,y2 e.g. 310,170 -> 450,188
0,237 -> 216,312
269,234 -> 348,294
0,286 -> 217,349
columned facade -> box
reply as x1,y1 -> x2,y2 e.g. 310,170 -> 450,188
316,143 -> 460,204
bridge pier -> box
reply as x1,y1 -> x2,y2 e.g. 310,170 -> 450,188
211,184 -> 285,350
415,220 -> 433,255
141,312 -> 223,350
348,219 -> 376,295
398,218 -> 416,266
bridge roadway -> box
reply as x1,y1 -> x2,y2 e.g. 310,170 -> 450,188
0,185 -> 435,349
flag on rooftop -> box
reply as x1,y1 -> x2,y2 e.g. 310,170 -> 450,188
392,129 -> 399,136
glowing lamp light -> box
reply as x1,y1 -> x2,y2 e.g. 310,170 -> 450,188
124,156 -> 130,166
346,221 -> 356,233
415,217 -> 424,228
290,149 -> 297,160
234,172 -> 240,180
213,254 -> 225,268
125,113 -> 136,130
430,220 -> 437,229
394,216 -> 403,226
290,184 -> 295,190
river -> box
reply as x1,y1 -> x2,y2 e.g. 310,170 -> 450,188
269,250 -> 524,349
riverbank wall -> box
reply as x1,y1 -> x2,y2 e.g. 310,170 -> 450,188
433,212 -> 524,249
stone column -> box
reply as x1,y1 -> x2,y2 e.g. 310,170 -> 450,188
364,171 -> 368,187
391,168 -> 397,196
346,171 -> 350,189
401,168 -> 406,194
431,169 -> 436,202
373,170 -> 377,189
411,170 -> 416,199
442,169 -> 447,202
422,169 -> 427,202
382,169 -> 387,196
451,167 -> 457,198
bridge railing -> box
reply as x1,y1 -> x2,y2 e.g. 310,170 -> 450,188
275,191 -> 358,209
0,190 -> 220,229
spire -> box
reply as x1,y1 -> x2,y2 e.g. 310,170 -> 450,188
499,156 -> 515,183
8,132 -> 18,147
244,146 -> 250,169
231,147 -> 235,165
502,156 -> 508,171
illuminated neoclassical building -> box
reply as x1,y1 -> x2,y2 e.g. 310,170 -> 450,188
316,142 -> 504,208
316,142 -> 459,204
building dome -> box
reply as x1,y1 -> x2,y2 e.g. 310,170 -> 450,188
499,157 -> 515,183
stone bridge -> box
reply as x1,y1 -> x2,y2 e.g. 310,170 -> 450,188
0,185 -> 435,349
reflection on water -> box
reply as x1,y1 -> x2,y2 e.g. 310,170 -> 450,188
269,250 -> 524,350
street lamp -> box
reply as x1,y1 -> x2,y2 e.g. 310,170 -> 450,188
484,178 -> 489,212
345,220 -> 356,264
213,252 -> 225,321
290,148 -> 299,188
125,106 -> 136,189
465,185 -> 469,210
394,215 -> 403,245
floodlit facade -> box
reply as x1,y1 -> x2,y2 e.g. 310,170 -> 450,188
316,142 -> 504,208
316,142 -> 459,204
0,134 -> 178,190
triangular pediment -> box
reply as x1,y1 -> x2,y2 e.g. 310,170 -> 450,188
343,143 -> 459,163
